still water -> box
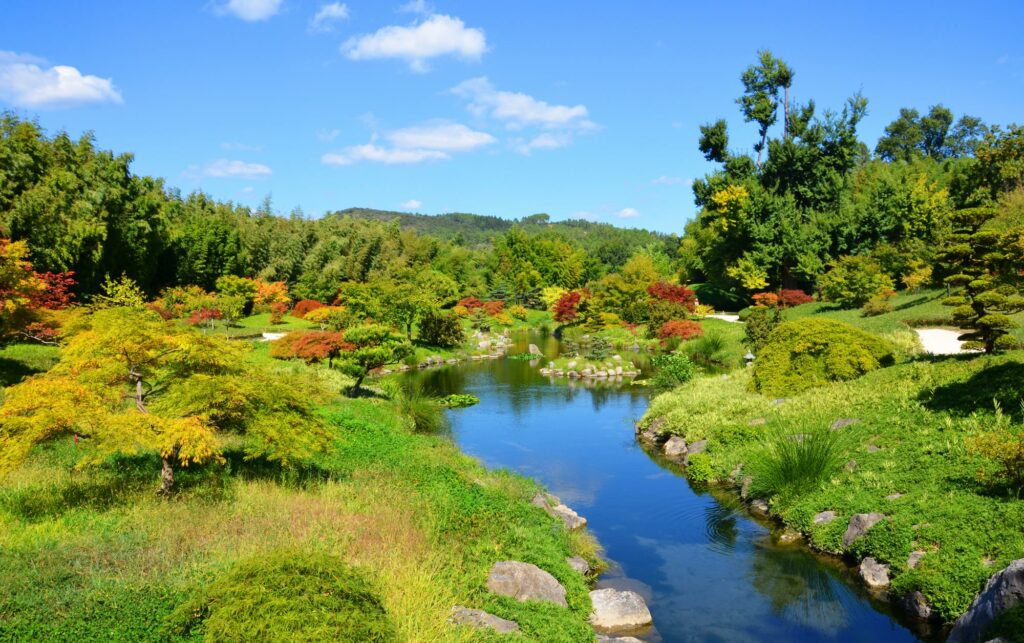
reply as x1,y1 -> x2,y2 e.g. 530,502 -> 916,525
410,333 -> 930,642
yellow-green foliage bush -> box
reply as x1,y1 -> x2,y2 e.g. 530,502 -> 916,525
169,550 -> 395,641
753,318 -> 894,396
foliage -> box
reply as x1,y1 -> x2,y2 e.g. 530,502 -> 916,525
417,309 -> 465,348
270,331 -> 351,366
743,305 -> 783,352
291,299 -> 324,319
304,306 -> 351,331
552,290 -> 584,323
0,308 -> 331,493
269,301 -> 289,325
508,304 -> 529,320
169,550 -> 395,642
337,325 -> 412,395
753,318 -> 895,396
388,381 -> 447,434
92,274 -> 147,309
818,256 -> 895,309
967,403 -> 1024,493
778,289 -> 813,307
650,353 -> 697,389
187,307 -> 222,330
583,335 -> 611,361
0,239 -> 46,340
749,427 -> 846,502
657,320 -> 704,342
254,280 -> 290,313
684,331 -> 732,372
438,394 -> 480,409
481,300 -> 505,316
860,294 -> 894,317
647,281 -> 697,309
982,604 -> 1024,643
215,275 -> 257,312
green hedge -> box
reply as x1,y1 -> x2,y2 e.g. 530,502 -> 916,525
753,318 -> 894,396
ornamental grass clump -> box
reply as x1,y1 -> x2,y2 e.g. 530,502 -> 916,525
753,318 -> 895,397
750,426 -> 846,503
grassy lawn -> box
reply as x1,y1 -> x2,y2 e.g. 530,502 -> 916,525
642,350 -> 1024,621
0,342 -> 600,642
0,343 -> 60,389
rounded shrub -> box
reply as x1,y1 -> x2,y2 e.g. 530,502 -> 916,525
168,550 -> 395,642
752,318 -> 894,396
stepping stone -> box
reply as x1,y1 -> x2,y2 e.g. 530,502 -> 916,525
589,588 -> 652,632
449,606 -> 519,633
813,510 -> 837,525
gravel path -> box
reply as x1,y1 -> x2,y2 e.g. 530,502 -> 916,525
706,313 -> 741,323
915,328 -> 969,355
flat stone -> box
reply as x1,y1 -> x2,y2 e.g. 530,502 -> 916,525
860,557 -> 890,588
900,591 -> 934,620
588,588 -> 652,632
486,561 -> 567,607
596,637 -> 643,643
662,436 -> 688,462
907,550 -> 926,569
566,556 -> 590,574
528,343 -> 542,355
866,444 -> 881,453
843,513 -> 886,548
449,606 -> 519,633
532,492 -> 587,530
813,511 -> 838,525
687,439 -> 708,455
749,417 -> 767,426
844,459 -> 858,472
771,398 -> 787,405
831,418 -> 860,430
885,493 -> 904,501
948,558 -> 1024,643
750,499 -> 769,516
777,527 -> 802,544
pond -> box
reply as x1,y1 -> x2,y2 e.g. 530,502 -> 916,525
408,333 -> 936,642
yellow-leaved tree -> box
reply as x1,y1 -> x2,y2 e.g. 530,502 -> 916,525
0,307 -> 331,494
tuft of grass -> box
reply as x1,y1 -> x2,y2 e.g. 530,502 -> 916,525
386,380 -> 448,433
749,426 -> 846,502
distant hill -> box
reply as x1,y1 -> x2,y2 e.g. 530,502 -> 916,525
330,208 -> 676,252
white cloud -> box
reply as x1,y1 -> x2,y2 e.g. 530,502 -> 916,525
451,77 -> 590,129
388,122 -> 495,151
220,142 -> 263,152
617,207 -> 640,218
511,132 -> 571,155
316,128 -> 342,142
322,144 -> 448,166
192,159 -> 273,179
0,51 -> 122,109
309,2 -> 349,32
651,175 -> 692,186
215,0 -> 283,21
398,0 -> 433,15
342,14 -> 486,72
400,199 -> 423,210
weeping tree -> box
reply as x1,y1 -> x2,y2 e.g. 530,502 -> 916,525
0,307 -> 331,494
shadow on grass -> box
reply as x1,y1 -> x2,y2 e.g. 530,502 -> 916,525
0,357 -> 45,387
894,293 -> 941,311
920,361 -> 1024,421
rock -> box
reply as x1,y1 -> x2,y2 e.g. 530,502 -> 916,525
813,511 -> 838,525
612,354 -> 622,361
566,556 -> 590,574
615,366 -> 623,375
687,439 -> 708,455
900,591 -> 935,620
567,370 -> 580,378
859,557 -> 890,588
478,340 -> 491,350
843,513 -> 886,548
740,476 -> 753,500
588,588 -> 652,632
446,358 -> 459,364
845,459 -> 858,472
486,561 -> 567,607
907,550 -> 926,569
528,343 -> 542,355
750,499 -> 769,516
777,527 -> 802,544
596,637 -> 643,643
948,559 -> 1024,643
662,436 -> 688,462
728,463 -> 743,484
532,493 -> 587,530
885,493 -> 904,501
866,444 -> 881,453
449,606 -> 520,633
567,360 -> 577,369
771,398 -> 787,405
749,417 -> 767,426
831,418 -> 860,430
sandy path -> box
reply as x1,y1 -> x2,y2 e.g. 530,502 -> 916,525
915,328 -> 970,355
706,313 -> 741,323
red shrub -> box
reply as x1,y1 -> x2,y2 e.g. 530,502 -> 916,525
147,303 -> 174,320
778,289 -> 813,307
269,302 -> 289,324
647,282 -> 697,311
32,271 -> 76,310
482,300 -> 505,316
457,296 -> 484,310
657,320 -> 704,341
553,291 -> 583,323
188,308 -> 222,326
752,292 -> 780,308
271,330 -> 352,364
292,299 -> 324,319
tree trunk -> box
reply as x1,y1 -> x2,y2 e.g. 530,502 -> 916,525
159,456 -> 175,495
349,374 -> 365,398
784,86 -> 790,138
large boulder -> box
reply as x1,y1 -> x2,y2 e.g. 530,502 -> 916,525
662,436 -> 688,463
486,561 -> 567,607
948,559 -> 1024,643
588,588 -> 652,632
859,557 -> 890,588
636,418 -> 668,446
899,591 -> 934,620
449,606 -> 519,633
842,512 -> 886,548
528,343 -> 543,356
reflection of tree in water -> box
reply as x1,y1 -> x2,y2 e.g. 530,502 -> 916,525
748,542 -> 849,636
703,503 -> 739,551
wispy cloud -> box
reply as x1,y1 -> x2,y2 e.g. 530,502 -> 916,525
213,0 -> 283,22
398,0 -> 432,15
400,199 -> 423,210
322,144 -> 448,166
617,207 -> 640,218
309,2 -> 349,33
0,51 -> 122,109
316,128 -> 342,142
650,175 -> 691,186
342,14 -> 486,72
387,122 -> 494,152
187,158 -> 273,179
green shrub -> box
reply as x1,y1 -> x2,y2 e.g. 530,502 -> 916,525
418,309 -> 465,347
650,353 -> 697,389
753,318 -> 895,396
860,294 -> 894,317
983,604 -> 1024,643
743,306 -> 783,352
685,331 -> 731,372
749,427 -> 846,502
168,550 -> 395,642
818,255 -> 895,309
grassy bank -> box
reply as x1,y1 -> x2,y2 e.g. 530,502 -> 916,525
641,351 -> 1024,622
0,344 -> 600,641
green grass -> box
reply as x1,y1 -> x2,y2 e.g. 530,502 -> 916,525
0,343 -> 60,388
642,351 -> 1024,621
0,350 -> 600,642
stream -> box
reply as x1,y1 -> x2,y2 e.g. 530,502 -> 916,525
408,332 -> 934,642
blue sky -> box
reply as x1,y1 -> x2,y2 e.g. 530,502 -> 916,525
1,0 -> 1022,233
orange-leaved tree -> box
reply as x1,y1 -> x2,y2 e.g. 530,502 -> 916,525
0,307 -> 331,494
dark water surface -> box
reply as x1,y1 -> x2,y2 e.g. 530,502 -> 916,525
410,334 -> 930,643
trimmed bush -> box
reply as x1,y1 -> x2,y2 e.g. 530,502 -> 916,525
418,309 -> 464,347
753,318 -> 895,396
291,299 -> 324,319
168,550 -> 395,641
657,320 -> 703,341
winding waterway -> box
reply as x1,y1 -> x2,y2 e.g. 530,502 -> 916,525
410,333 -> 934,642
